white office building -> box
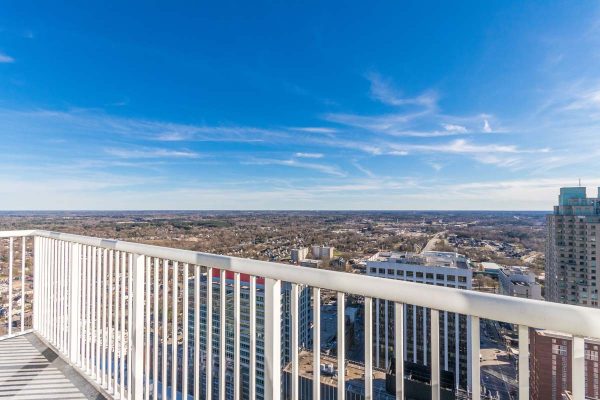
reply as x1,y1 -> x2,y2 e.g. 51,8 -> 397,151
291,247 -> 309,264
366,251 -> 473,391
311,245 -> 334,260
498,266 -> 543,300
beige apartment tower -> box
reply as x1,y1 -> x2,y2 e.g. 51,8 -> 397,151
546,187 -> 600,308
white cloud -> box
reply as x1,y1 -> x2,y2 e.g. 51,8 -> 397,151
389,139 -> 532,155
483,119 -> 492,133
294,152 -> 324,158
105,147 -> 201,159
352,162 -> 376,178
289,127 -> 337,134
0,53 -> 15,63
564,89 -> 600,111
366,72 -> 438,109
443,124 -> 468,133
244,158 -> 345,177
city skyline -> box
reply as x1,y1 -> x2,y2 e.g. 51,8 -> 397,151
1,2 -> 600,210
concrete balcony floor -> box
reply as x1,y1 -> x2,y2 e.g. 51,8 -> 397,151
0,333 -> 106,400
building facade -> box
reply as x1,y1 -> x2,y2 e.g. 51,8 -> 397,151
189,270 -> 312,399
291,247 -> 309,264
366,251 -> 472,391
529,329 -> 600,400
498,266 -> 543,300
312,245 -> 335,260
546,187 -> 600,308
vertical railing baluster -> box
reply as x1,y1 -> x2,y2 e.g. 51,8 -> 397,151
87,245 -> 93,374
365,296 -> 373,400
313,287 -> 321,400
82,245 -> 89,370
56,240 -> 62,349
120,251 -> 126,399
193,265 -> 200,400
471,316 -> 480,400
20,236 -> 25,332
145,257 -> 151,400
161,260 -> 168,400
102,249 -> 108,388
95,248 -> 102,381
91,247 -> 97,378
69,243 -> 82,364
131,254 -> 145,400
219,268 -> 226,400
394,302 -> 404,399
264,278 -> 281,400
108,249 -> 114,394
153,258 -> 159,400
234,272 -> 241,399
171,261 -> 179,400
32,236 -> 39,333
113,251 -> 120,395
182,263 -> 189,400
431,309 -> 440,400
249,275 -> 257,400
337,291 -> 345,400
518,325 -> 529,400
291,283 -> 299,400
128,253 -> 134,399
39,238 -> 50,339
206,266 -> 213,399
96,248 -> 102,380
8,237 -> 14,336
62,241 -> 67,352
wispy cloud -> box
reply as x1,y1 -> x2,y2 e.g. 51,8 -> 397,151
0,107 -> 282,143
352,161 -> 376,178
244,158 -> 345,177
366,72 -> 438,109
442,124 -> 468,133
324,74 -> 496,138
294,152 -> 324,159
483,119 -> 492,133
0,52 -> 15,63
105,147 -> 201,159
289,127 -> 337,134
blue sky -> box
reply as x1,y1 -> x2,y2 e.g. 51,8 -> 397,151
1,1 -> 600,210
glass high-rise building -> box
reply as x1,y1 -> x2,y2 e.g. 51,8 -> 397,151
546,187 -> 600,308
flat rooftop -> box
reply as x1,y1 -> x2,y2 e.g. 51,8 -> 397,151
283,350 -> 388,390
369,251 -> 470,269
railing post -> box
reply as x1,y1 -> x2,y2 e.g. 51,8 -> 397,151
32,236 -> 40,332
69,243 -> 82,362
572,336 -> 585,400
471,316 -> 480,400
264,278 -> 281,400
518,325 -> 529,400
131,254 -> 146,400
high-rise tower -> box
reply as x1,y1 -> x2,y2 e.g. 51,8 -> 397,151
546,187 -> 600,308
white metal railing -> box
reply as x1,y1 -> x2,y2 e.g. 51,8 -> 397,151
1,229 -> 600,400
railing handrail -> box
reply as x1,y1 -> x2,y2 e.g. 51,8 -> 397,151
10,228 -> 600,338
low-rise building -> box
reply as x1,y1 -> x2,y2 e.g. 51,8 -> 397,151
312,245 -> 335,260
291,247 -> 309,264
301,259 -> 323,269
498,266 -> 543,300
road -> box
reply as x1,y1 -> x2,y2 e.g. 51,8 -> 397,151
421,231 -> 447,253
480,319 -> 518,400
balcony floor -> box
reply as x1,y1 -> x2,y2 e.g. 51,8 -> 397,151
0,333 -> 107,400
